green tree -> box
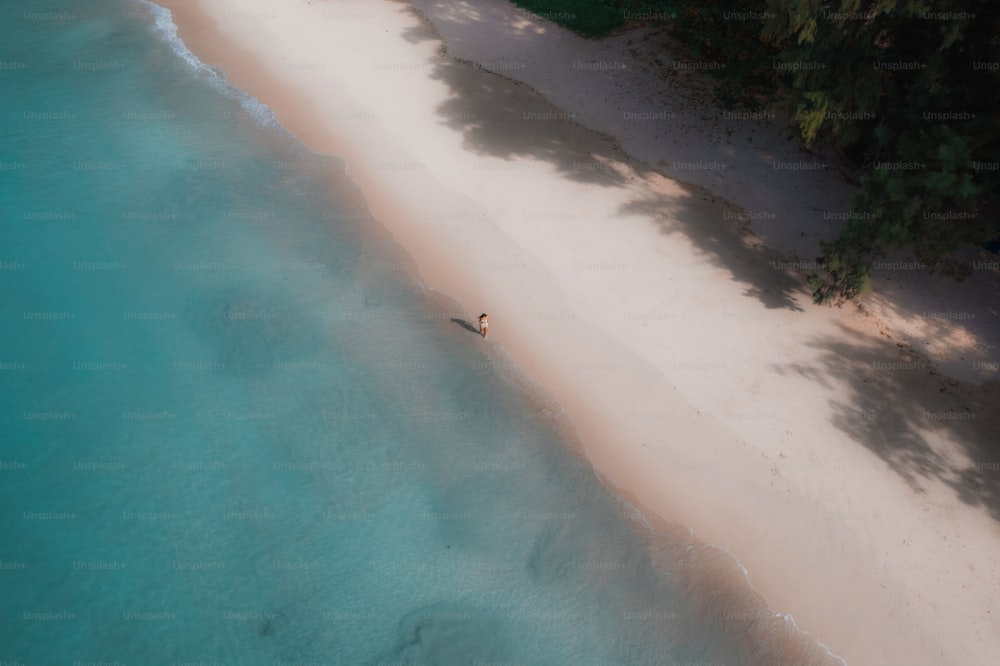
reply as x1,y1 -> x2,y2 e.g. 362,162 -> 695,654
508,0 -> 1000,302
676,0 -> 1000,302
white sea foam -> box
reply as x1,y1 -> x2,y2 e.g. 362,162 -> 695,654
607,481 -> 848,665
139,0 -> 280,130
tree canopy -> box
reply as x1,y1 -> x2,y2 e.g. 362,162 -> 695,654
512,0 -> 1000,302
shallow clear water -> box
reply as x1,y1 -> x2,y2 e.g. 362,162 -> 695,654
0,2 -> 841,664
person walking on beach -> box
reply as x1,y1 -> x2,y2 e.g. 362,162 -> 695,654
478,313 -> 489,338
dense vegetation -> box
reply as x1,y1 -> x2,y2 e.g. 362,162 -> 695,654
511,0 -> 1000,303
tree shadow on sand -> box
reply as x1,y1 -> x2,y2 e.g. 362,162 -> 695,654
395,4 -> 809,311
771,321 -> 1000,522
865,259 -> 1000,368
428,60 -> 811,308
429,55 -> 640,188
398,4 -> 441,45
619,191 -> 806,311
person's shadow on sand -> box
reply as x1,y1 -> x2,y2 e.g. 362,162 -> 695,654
450,318 -> 480,335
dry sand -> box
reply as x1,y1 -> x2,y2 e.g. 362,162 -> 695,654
153,0 -> 1000,663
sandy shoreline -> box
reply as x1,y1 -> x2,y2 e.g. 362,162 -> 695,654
151,0 -> 1000,663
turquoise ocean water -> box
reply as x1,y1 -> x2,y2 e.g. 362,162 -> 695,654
0,1 -> 842,664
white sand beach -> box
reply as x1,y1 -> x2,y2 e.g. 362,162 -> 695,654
155,1 -> 1000,663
